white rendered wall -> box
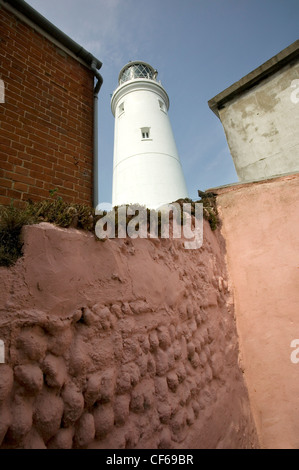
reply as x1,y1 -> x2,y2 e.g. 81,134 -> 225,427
111,79 -> 188,209
218,61 -> 299,182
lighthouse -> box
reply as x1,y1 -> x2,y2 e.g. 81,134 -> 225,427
111,61 -> 189,209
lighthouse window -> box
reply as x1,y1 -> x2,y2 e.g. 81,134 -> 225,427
119,64 -> 154,84
118,102 -> 124,116
134,64 -> 152,79
141,127 -> 150,139
158,100 -> 166,113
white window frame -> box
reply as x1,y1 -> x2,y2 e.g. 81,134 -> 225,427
118,102 -> 125,116
141,127 -> 151,140
158,99 -> 167,113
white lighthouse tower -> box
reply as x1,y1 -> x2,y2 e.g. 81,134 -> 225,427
111,61 -> 189,209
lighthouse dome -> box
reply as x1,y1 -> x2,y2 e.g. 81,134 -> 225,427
118,61 -> 157,85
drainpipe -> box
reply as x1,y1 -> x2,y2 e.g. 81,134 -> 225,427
91,60 -> 103,209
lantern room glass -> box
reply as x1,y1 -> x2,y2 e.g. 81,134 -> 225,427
119,63 -> 155,84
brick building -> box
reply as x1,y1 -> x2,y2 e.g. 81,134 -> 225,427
0,0 -> 103,207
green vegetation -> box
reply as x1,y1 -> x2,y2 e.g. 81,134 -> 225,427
0,203 -> 34,267
174,196 -> 219,231
0,192 -> 219,267
26,199 -> 95,231
0,197 -> 96,267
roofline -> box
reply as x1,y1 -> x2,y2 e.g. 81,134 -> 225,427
208,39 -> 299,118
1,0 -> 102,70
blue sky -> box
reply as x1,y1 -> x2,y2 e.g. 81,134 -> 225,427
26,0 -> 299,203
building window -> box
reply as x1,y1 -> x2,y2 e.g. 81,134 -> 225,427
118,102 -> 124,116
141,127 -> 150,139
158,99 -> 166,113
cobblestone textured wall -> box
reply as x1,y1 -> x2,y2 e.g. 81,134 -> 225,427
0,221 -> 259,449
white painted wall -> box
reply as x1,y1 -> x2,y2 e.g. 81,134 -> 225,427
111,67 -> 188,209
218,61 -> 299,181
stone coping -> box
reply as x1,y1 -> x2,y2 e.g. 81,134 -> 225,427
204,171 -> 299,195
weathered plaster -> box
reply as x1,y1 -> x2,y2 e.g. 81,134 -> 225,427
208,40 -> 299,182
218,61 -> 299,181
214,173 -> 299,448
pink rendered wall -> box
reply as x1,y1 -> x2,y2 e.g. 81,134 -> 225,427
215,173 -> 299,448
0,220 -> 258,449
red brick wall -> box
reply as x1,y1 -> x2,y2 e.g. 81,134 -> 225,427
0,5 -> 95,207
